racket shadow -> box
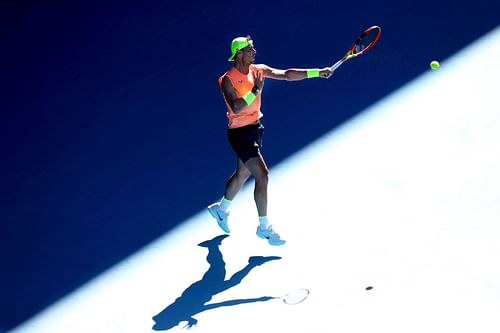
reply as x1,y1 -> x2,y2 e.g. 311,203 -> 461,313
151,234 -> 281,331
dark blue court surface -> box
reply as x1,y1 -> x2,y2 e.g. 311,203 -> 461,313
1,0 -> 499,331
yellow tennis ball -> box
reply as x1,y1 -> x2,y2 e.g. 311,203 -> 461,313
430,60 -> 440,70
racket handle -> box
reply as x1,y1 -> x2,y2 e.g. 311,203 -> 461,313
329,59 -> 344,72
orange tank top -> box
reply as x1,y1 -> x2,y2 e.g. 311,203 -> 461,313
218,64 -> 265,129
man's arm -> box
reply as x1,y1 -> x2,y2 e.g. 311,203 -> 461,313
221,72 -> 263,114
261,65 -> 332,81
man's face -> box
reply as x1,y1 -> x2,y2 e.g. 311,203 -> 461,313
238,43 -> 256,64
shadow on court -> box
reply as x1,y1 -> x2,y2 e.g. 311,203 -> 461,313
151,234 -> 279,331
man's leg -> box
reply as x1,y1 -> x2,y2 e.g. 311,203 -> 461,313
224,158 -> 252,200
243,153 -> 269,217
245,153 -> 285,246
208,158 -> 251,233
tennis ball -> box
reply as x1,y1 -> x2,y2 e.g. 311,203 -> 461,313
430,60 -> 440,70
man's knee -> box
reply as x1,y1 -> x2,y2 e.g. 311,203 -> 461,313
237,169 -> 251,181
254,169 -> 269,185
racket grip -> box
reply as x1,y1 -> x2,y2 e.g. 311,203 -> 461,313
329,59 -> 344,71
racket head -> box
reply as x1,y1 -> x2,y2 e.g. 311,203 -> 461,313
280,288 -> 310,305
347,25 -> 381,58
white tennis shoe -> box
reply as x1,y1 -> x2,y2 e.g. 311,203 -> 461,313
256,225 -> 286,246
207,203 -> 230,233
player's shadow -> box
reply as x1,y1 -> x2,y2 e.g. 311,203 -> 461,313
151,234 -> 279,331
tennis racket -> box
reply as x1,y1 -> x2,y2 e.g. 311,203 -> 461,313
329,25 -> 382,73
273,288 -> 310,305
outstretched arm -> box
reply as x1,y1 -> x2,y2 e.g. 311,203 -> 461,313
261,65 -> 332,80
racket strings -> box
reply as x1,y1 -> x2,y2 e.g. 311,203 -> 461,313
353,27 -> 380,55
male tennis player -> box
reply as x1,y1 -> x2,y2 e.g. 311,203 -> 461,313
208,35 -> 332,246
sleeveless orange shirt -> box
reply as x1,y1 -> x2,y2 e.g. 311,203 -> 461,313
218,64 -> 265,129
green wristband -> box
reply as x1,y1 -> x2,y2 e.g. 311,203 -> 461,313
242,91 -> 257,105
306,69 -> 320,78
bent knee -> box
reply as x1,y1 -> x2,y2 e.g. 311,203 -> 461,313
254,169 -> 269,184
237,169 -> 252,181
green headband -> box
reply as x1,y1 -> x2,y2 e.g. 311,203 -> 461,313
228,37 -> 253,61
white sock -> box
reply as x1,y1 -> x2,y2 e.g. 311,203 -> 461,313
259,216 -> 270,229
218,196 -> 232,213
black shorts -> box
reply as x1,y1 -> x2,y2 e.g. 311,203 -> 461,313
227,123 -> 264,163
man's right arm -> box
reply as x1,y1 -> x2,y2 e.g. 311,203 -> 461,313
221,76 -> 261,114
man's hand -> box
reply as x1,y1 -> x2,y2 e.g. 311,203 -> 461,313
183,317 -> 198,329
252,70 -> 264,93
319,67 -> 334,79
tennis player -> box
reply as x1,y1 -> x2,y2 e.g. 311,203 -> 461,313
208,35 -> 332,246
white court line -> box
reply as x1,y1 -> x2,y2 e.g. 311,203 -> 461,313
9,26 -> 500,333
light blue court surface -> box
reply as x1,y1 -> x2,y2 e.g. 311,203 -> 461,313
9,26 -> 500,333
